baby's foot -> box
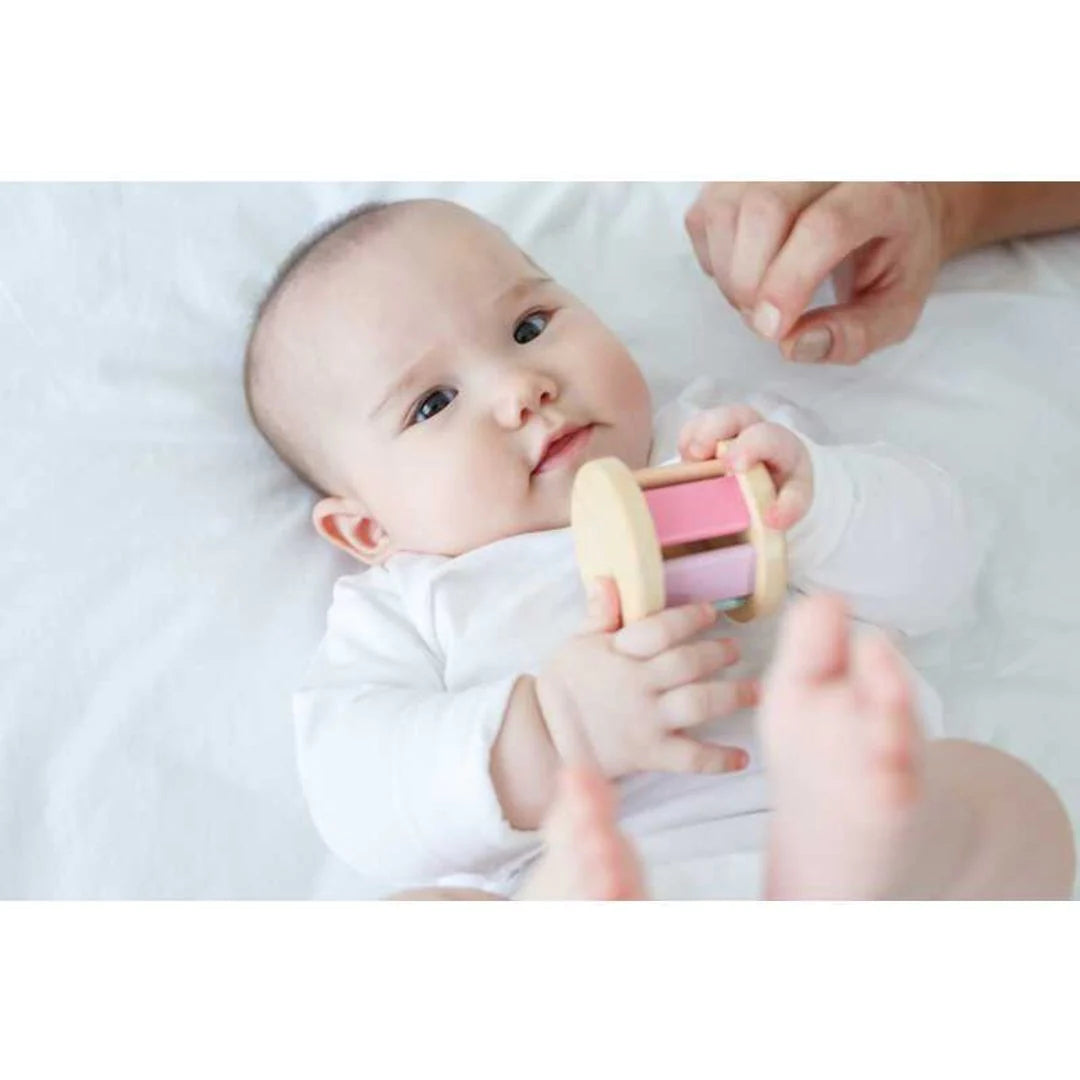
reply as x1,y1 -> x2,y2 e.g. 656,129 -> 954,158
516,768 -> 647,900
759,594 -> 925,899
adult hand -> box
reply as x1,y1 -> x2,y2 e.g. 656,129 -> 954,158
685,182 -> 948,365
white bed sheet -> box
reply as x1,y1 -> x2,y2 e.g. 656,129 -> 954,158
2,182 -> 1079,898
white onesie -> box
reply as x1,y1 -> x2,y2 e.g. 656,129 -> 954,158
293,377 -> 974,899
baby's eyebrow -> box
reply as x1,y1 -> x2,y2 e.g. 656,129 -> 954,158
493,274 -> 553,308
369,359 -> 424,421
367,275 -> 555,421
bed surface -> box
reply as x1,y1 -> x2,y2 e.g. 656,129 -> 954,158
3,182 -> 1078,898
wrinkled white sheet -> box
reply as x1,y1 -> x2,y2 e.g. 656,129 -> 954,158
2,182 -> 1079,898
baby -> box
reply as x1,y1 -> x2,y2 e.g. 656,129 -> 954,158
245,197 -> 1074,900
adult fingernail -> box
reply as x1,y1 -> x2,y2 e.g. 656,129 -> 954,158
792,326 -> 833,363
729,749 -> 749,771
752,301 -> 781,340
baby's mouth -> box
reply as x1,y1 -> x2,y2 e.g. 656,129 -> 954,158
531,424 -> 595,476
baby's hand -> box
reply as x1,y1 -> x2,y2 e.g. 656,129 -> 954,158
678,404 -> 814,530
534,579 -> 756,779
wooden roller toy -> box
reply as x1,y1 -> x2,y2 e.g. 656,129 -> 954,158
570,444 -> 787,623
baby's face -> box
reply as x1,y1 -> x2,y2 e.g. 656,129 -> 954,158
290,202 -> 653,559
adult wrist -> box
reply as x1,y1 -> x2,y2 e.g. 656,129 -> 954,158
930,182 -> 985,262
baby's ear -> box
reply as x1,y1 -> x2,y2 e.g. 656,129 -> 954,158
313,497 -> 394,566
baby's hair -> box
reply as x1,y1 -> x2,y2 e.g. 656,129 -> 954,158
243,199 -> 400,495
243,197 -> 538,497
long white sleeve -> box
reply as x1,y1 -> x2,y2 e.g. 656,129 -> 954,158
655,378 -> 977,637
782,432 -> 977,636
293,573 -> 538,889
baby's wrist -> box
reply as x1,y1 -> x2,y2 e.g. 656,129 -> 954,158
783,436 -> 855,578
532,672 -> 574,762
534,671 -> 602,775
491,676 -> 561,830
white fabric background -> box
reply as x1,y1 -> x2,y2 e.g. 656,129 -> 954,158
2,182 -> 1079,898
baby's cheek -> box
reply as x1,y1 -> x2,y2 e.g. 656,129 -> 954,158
610,365 -> 653,461
437,450 -> 522,547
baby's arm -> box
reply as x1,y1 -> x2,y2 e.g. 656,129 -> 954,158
296,574 -> 753,890
674,384 -> 974,637
782,430 -> 975,636
483,587 -> 757,828
294,575 -> 542,889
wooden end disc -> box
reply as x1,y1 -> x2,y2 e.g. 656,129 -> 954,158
571,457 -> 665,623
726,457 -> 787,622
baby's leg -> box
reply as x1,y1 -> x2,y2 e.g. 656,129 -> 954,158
516,768 -> 647,899
388,769 -> 648,901
760,594 -> 1076,900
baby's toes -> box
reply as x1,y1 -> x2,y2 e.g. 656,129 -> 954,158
851,635 -> 923,806
767,593 -> 851,696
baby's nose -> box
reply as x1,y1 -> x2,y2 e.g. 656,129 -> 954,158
495,369 -> 558,425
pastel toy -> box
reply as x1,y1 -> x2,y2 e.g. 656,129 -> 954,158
570,444 -> 787,623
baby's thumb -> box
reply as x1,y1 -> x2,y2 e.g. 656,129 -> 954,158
582,577 -> 622,634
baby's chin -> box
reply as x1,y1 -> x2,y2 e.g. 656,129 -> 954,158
404,498 -> 574,559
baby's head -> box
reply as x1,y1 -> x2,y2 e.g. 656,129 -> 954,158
245,199 -> 652,563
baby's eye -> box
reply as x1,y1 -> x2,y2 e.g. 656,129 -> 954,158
409,387 -> 458,425
513,311 -> 549,345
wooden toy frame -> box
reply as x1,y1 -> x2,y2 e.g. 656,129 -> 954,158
571,445 -> 787,623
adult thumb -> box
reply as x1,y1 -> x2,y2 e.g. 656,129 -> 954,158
781,289 -> 924,366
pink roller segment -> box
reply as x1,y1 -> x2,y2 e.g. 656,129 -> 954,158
645,475 -> 750,547
663,545 -> 756,606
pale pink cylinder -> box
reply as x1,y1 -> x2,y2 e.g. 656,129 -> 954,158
645,475 -> 750,547
663,544 -> 756,605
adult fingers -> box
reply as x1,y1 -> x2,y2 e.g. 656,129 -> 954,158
779,288 -> 925,366
684,182 -> 745,282
727,182 -> 832,313
751,183 -> 899,344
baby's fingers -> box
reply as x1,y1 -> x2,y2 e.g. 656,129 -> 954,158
643,735 -> 749,775
645,638 -> 740,691
582,577 -> 622,635
724,422 -> 802,481
658,679 -> 760,729
613,602 -> 718,659
764,477 -> 813,530
679,404 -> 763,461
